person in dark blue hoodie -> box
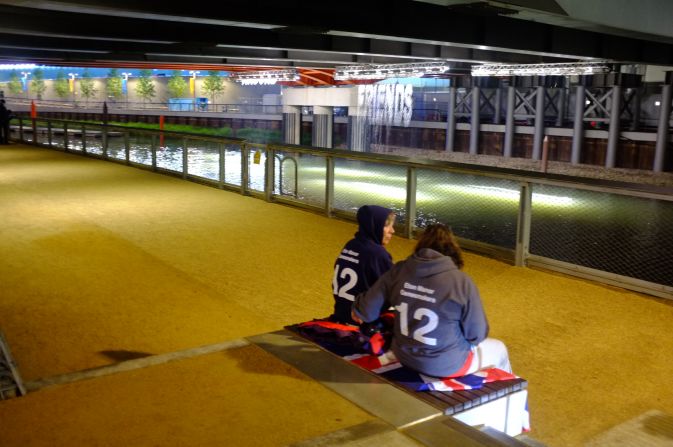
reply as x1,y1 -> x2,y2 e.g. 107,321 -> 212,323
330,205 -> 396,325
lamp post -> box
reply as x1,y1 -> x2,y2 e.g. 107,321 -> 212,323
121,72 -> 131,108
68,73 -> 77,105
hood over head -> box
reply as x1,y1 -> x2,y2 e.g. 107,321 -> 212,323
356,205 -> 392,245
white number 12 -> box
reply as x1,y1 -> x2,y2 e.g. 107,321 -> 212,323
333,265 -> 358,301
395,302 -> 438,346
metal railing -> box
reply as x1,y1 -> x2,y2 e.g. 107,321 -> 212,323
10,116 -> 673,300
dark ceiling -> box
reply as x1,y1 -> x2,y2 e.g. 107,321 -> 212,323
0,0 -> 672,76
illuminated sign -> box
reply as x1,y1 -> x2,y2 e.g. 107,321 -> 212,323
358,84 -> 413,127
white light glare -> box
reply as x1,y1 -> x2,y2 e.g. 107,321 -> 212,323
335,62 -> 450,80
0,63 -> 36,70
435,185 -> 574,207
233,69 -> 299,84
471,61 -> 611,77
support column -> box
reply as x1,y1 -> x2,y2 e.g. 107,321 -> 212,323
469,85 -> 480,155
606,85 -> 621,168
311,105 -> 333,148
571,85 -> 585,165
445,86 -> 456,151
504,86 -> 515,157
493,85 -> 502,124
282,105 -> 301,145
348,106 -> 370,152
532,85 -> 545,160
555,86 -> 566,127
654,83 -> 672,172
630,88 -> 641,131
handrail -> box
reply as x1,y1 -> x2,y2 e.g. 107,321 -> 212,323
11,116 -> 673,300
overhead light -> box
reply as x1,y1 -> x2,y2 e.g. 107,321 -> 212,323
471,61 -> 611,77
334,62 -> 450,80
232,69 -> 299,86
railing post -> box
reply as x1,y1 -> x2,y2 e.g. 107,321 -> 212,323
63,121 -> 69,151
405,166 -> 417,239
47,121 -> 53,147
124,131 -> 130,164
81,124 -> 87,153
149,134 -> 156,171
102,124 -> 108,158
515,182 -> 532,267
218,143 -> 225,189
265,146 -> 274,202
325,156 -> 334,217
32,118 -> 38,146
276,155 -> 284,195
241,143 -> 250,195
18,117 -> 24,142
181,137 -> 187,178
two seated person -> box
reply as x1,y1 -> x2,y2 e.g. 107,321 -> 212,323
330,205 -> 511,380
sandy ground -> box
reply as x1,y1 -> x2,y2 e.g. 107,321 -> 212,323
1,145 -> 673,446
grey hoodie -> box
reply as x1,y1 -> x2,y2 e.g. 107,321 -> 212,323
353,248 -> 489,377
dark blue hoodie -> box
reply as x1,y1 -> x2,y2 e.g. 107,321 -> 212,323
331,205 -> 394,324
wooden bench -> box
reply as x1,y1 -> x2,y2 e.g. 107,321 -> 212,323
283,322 -> 529,438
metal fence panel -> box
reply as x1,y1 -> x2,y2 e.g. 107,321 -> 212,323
416,169 -> 520,248
530,184 -> 673,287
222,144 -> 243,187
128,132 -> 153,166
273,151 -> 326,208
247,146 -> 267,192
332,158 -> 408,220
187,139 -> 220,181
106,132 -> 127,160
153,136 -> 183,172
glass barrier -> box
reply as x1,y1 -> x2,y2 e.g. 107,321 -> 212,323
416,170 -> 520,248
530,184 -> 673,287
332,158 -> 408,218
156,136 -> 184,173
128,132 -> 153,166
273,151 -> 326,208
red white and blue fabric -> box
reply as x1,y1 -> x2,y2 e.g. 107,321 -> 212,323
293,319 -> 530,433
418,367 -> 518,391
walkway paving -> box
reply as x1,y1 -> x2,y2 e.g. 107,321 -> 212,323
1,144 -> 672,446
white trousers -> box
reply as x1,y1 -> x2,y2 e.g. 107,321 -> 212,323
465,338 -> 512,373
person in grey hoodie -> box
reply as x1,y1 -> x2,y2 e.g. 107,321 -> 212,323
352,223 -> 511,378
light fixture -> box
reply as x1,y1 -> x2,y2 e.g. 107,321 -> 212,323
471,61 -> 611,77
232,69 -> 299,86
335,62 -> 450,80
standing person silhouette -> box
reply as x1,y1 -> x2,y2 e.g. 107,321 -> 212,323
0,100 -> 11,144
330,205 -> 396,325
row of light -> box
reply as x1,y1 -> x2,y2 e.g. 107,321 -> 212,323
334,62 -> 450,80
232,69 -> 300,85
471,61 -> 612,77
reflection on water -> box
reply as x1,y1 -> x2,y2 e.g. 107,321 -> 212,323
21,129 -> 673,288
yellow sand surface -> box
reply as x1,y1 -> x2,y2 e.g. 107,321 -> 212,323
1,145 -> 673,446
0,345 -> 374,446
